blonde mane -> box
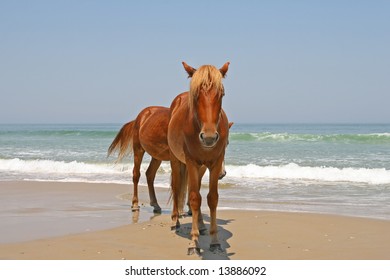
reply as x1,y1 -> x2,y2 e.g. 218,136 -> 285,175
189,65 -> 224,110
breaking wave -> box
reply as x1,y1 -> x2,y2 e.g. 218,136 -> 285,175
230,132 -> 390,144
1,158 -> 389,185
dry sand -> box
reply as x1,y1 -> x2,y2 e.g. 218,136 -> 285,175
1,181 -> 390,260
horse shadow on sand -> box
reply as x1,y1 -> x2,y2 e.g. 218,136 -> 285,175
175,214 -> 235,260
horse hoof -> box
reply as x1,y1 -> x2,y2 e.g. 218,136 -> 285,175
170,221 -> 180,231
170,225 -> 179,231
153,207 -> 162,214
187,247 -> 201,256
210,243 -> 223,253
179,213 -> 187,218
131,206 -> 140,212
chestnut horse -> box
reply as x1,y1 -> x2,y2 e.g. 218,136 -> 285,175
108,106 -> 170,213
108,104 -> 232,214
168,62 -> 230,255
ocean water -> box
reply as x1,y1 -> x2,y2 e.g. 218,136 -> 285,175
1,123 -> 390,220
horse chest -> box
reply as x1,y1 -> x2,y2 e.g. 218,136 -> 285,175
185,140 -> 223,164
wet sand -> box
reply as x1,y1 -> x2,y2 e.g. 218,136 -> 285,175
1,181 -> 390,260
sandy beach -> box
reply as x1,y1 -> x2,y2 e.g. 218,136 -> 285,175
0,181 -> 390,260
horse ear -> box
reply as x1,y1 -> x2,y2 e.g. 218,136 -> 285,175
182,62 -> 196,78
219,62 -> 230,77
228,122 -> 234,129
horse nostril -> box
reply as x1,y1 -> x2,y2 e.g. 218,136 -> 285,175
199,131 -> 219,147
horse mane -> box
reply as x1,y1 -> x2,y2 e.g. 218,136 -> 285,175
188,65 -> 224,111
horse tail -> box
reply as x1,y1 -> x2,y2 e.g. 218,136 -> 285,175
178,164 -> 188,214
107,121 -> 135,162
169,163 -> 188,215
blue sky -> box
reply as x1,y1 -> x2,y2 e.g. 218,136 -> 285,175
1,0 -> 389,123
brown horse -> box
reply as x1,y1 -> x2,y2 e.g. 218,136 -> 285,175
108,104 -> 233,214
108,106 -> 170,213
168,62 -> 230,255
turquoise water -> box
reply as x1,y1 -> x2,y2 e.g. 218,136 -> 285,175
1,123 -> 390,220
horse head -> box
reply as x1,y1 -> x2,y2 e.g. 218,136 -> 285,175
182,61 -> 230,148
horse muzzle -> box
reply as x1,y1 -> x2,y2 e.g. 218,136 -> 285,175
199,131 -> 219,148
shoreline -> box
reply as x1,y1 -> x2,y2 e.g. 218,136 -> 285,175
0,181 -> 168,243
1,181 -> 390,259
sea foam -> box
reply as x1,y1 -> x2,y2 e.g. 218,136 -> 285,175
226,163 -> 390,185
0,158 -> 118,174
1,158 -> 390,185
230,132 -> 390,143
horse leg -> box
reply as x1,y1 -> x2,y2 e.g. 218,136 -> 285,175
132,146 -> 145,212
198,166 -> 207,235
145,158 -> 162,213
186,160 -> 202,255
219,160 -> 227,180
187,164 -> 222,217
198,209 -> 207,236
170,156 -> 184,230
187,165 -> 206,216
208,157 -> 224,253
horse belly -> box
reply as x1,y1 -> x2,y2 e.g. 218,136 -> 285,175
142,141 -> 170,161
139,111 -> 170,161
